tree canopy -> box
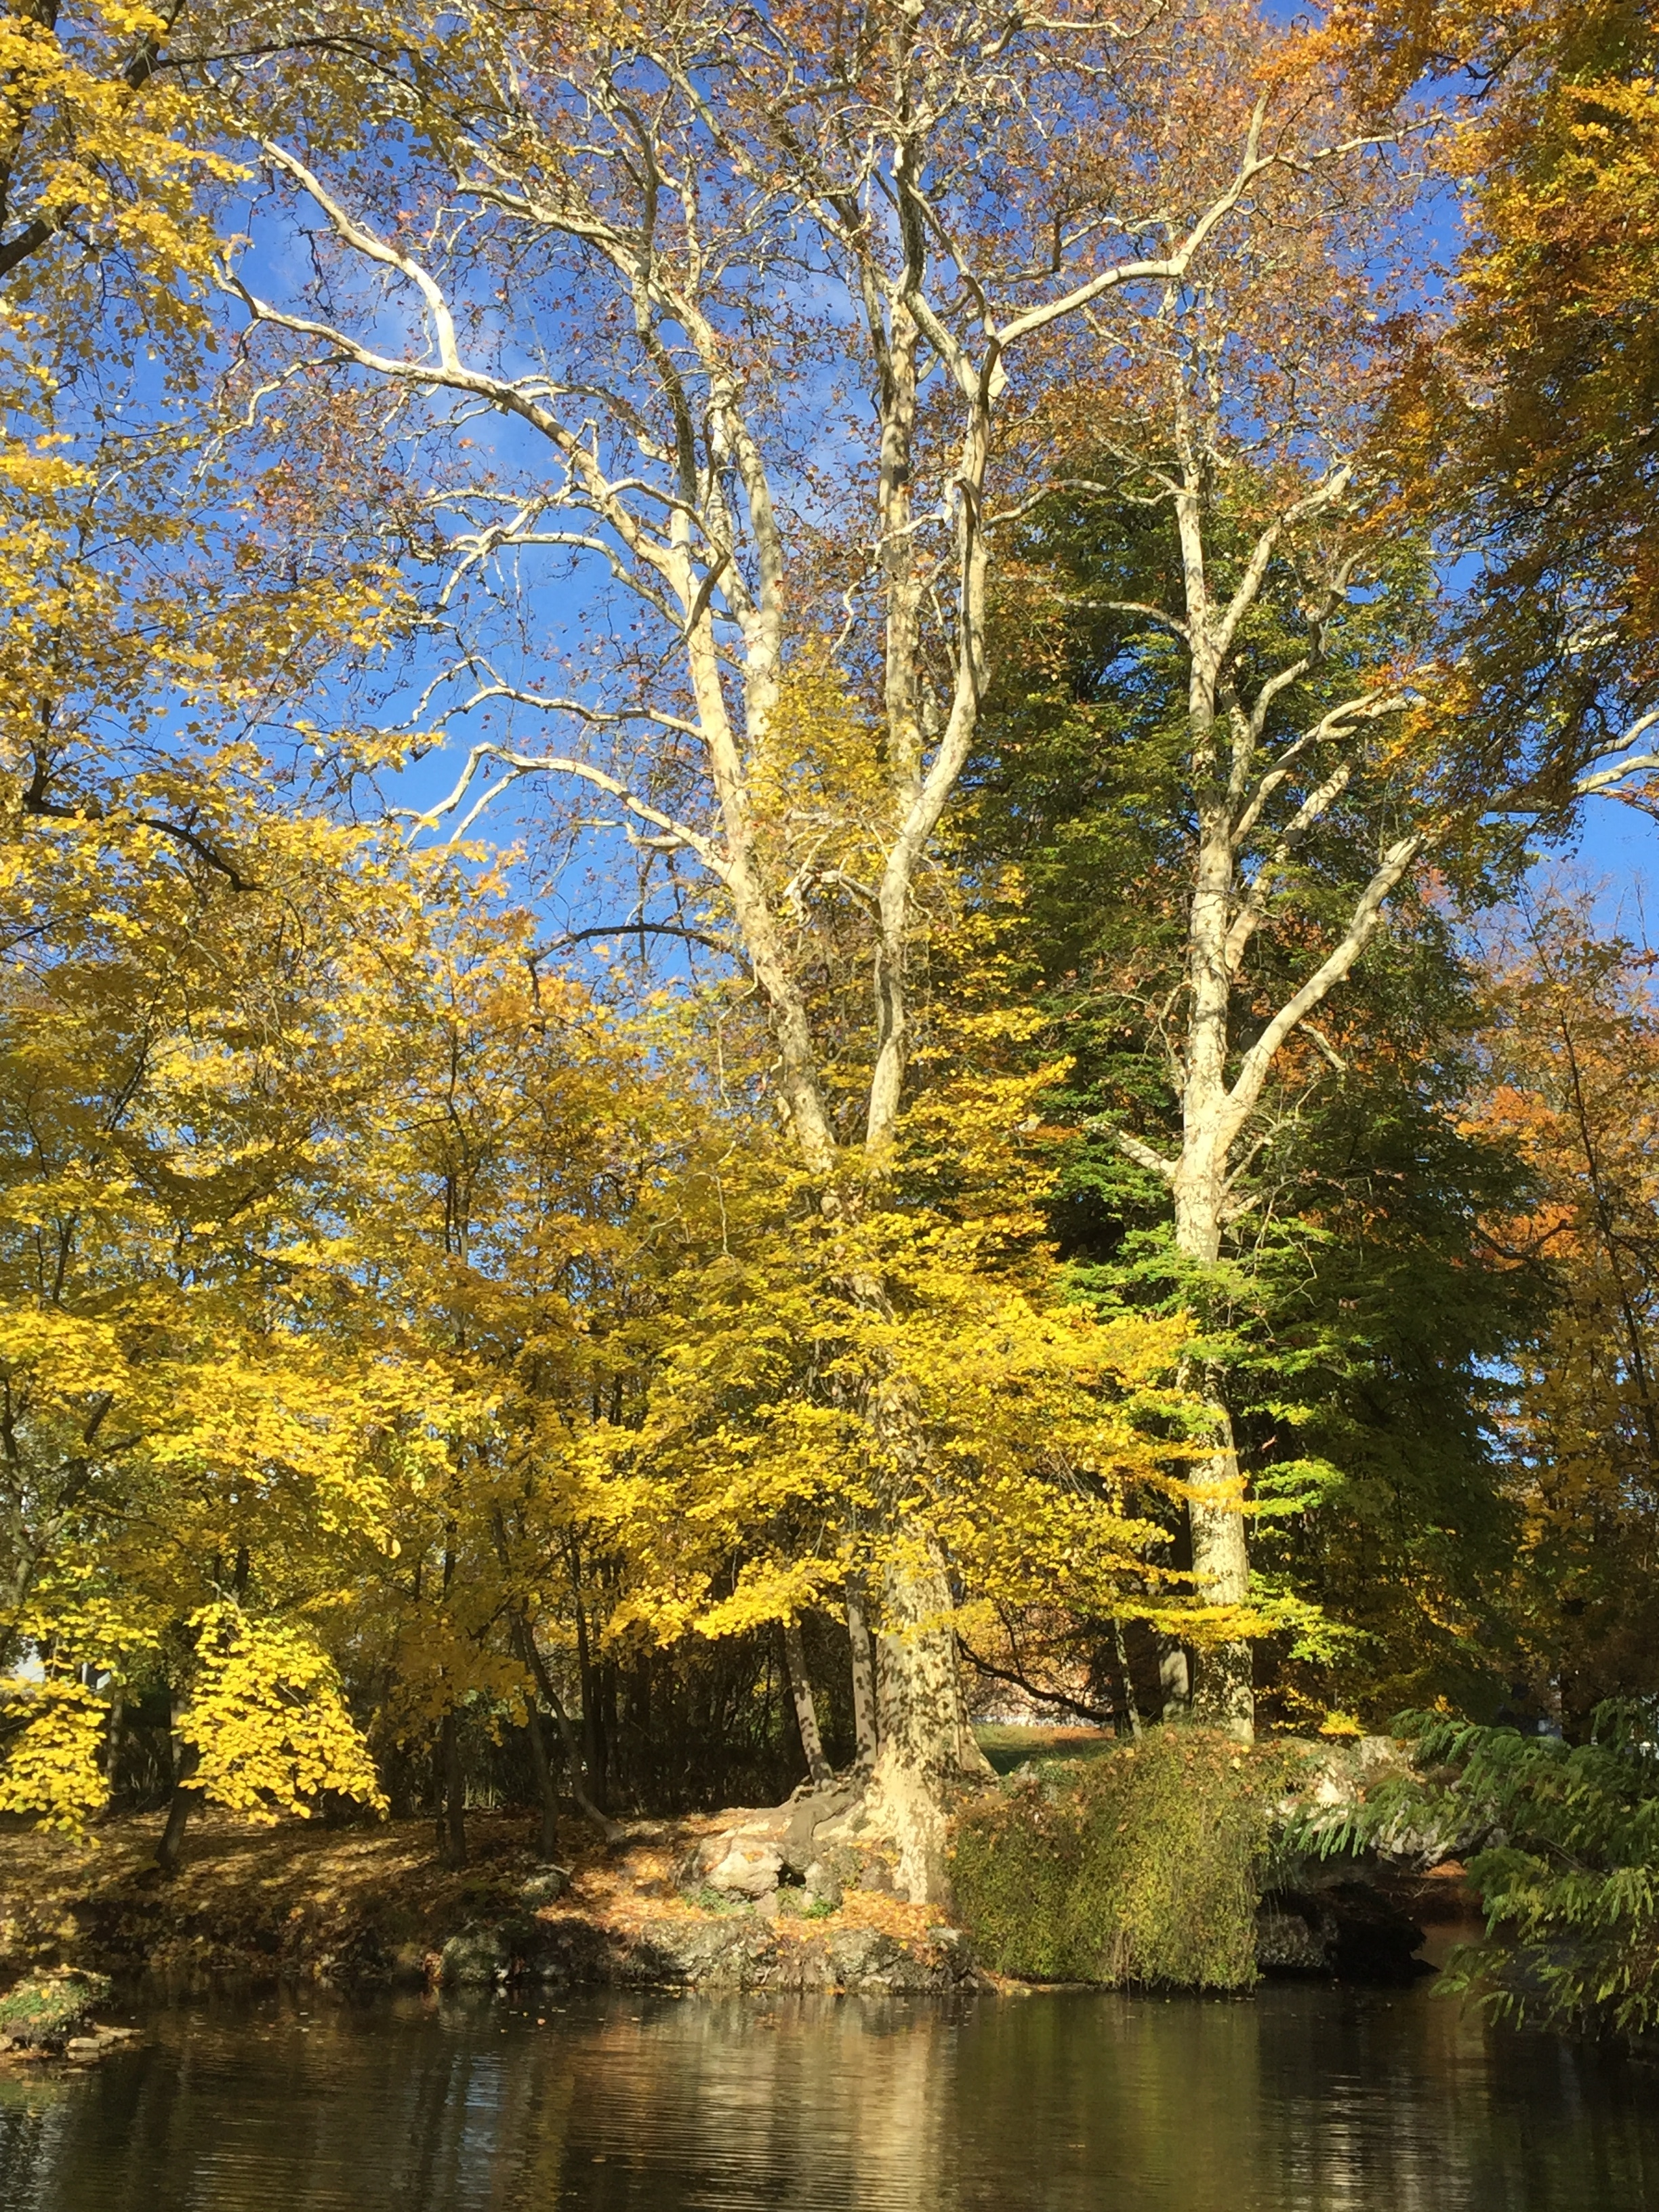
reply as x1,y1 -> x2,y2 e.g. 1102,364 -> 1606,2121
1,0 -> 1656,1901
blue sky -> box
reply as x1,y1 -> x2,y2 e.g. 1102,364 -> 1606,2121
1556,800 -> 1659,947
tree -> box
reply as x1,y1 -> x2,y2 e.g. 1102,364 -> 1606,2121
0,792 -> 450,1847
200,0 -> 1427,1874
1334,1 -> 1659,813
1466,893 -> 1659,1729
949,0 -> 1659,1719
320,890 -> 1193,1879
966,554 -> 1547,1729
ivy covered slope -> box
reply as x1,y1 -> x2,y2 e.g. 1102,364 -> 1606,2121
951,1732 -> 1296,1989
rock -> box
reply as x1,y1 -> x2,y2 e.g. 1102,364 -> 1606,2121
518,1869 -> 570,1909
438,1923 -> 512,1985
754,1889 -> 781,1921
857,1859 -> 895,1893
827,1927 -> 905,1984
625,1917 -> 783,1990
705,1841 -> 783,1899
438,1914 -> 564,1984
1274,1736 -> 1488,1867
1255,1903 -> 1334,1974
804,1859 -> 843,1908
516,1915 -> 616,1985
64,2038 -> 102,2061
781,1785 -> 859,1870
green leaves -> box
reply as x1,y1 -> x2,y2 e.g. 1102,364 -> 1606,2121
1309,1704 -> 1659,2034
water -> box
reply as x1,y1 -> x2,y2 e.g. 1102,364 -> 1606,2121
0,1982 -> 1655,2211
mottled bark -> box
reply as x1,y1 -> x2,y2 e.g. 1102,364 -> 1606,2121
781,1621 -> 832,1786
846,1577 -> 878,1763
865,1548 -> 992,1901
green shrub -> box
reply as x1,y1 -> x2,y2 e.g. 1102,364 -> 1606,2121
950,1729 -> 1292,1990
0,1971 -> 111,2049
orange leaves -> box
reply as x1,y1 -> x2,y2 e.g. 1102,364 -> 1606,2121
1465,892 -> 1659,1709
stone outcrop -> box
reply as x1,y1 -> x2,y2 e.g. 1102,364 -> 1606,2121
678,1782 -> 902,1910
1254,1877 -> 1431,1982
1275,1734 -> 1497,1864
1255,1735 -> 1487,1982
425,1784 -> 981,1995
436,1908 -> 978,1995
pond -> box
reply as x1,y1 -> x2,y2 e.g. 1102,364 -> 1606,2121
0,1980 -> 1655,2211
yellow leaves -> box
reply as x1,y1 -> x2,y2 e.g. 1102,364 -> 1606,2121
0,1681 -> 109,1836
0,0 -> 244,291
694,1558 -> 842,1643
748,659 -> 888,875
588,1050 -> 1203,1647
178,1603 -> 386,1823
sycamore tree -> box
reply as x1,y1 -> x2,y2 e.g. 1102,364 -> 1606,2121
192,0 -> 1431,1881
946,0 -> 1659,1726
966,516 -> 1546,1729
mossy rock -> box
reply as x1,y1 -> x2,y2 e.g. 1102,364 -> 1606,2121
0,1971 -> 112,2050
950,1730 -> 1296,1991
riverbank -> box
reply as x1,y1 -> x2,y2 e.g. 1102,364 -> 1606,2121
0,1804 -> 979,1996
0,1732 -> 1478,2004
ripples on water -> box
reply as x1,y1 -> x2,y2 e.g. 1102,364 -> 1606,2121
0,1982 -> 1654,2211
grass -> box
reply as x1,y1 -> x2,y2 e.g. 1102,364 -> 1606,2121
972,1724 -> 1120,1777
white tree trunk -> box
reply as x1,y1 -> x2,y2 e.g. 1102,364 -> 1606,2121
863,1545 -> 992,1901
1171,1147 -> 1254,1738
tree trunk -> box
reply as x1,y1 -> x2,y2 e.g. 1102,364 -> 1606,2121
1187,1398 -> 1254,1738
519,1621 -> 625,1845
781,1620 -> 832,1786
155,1738 -> 201,1876
846,1577 -> 878,1763
572,1589 -> 607,1811
436,1706 -> 467,1869
524,1699 -> 560,1862
863,1546 -> 991,1902
1157,1635 -> 1192,1721
1172,1160 -> 1255,1739
103,1683 -> 125,1794
1111,1619 -> 1144,1740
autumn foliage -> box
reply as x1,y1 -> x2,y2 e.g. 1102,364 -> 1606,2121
1,0 -> 1657,1889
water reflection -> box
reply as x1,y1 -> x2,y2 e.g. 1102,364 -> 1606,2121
0,1981 -> 1654,2211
